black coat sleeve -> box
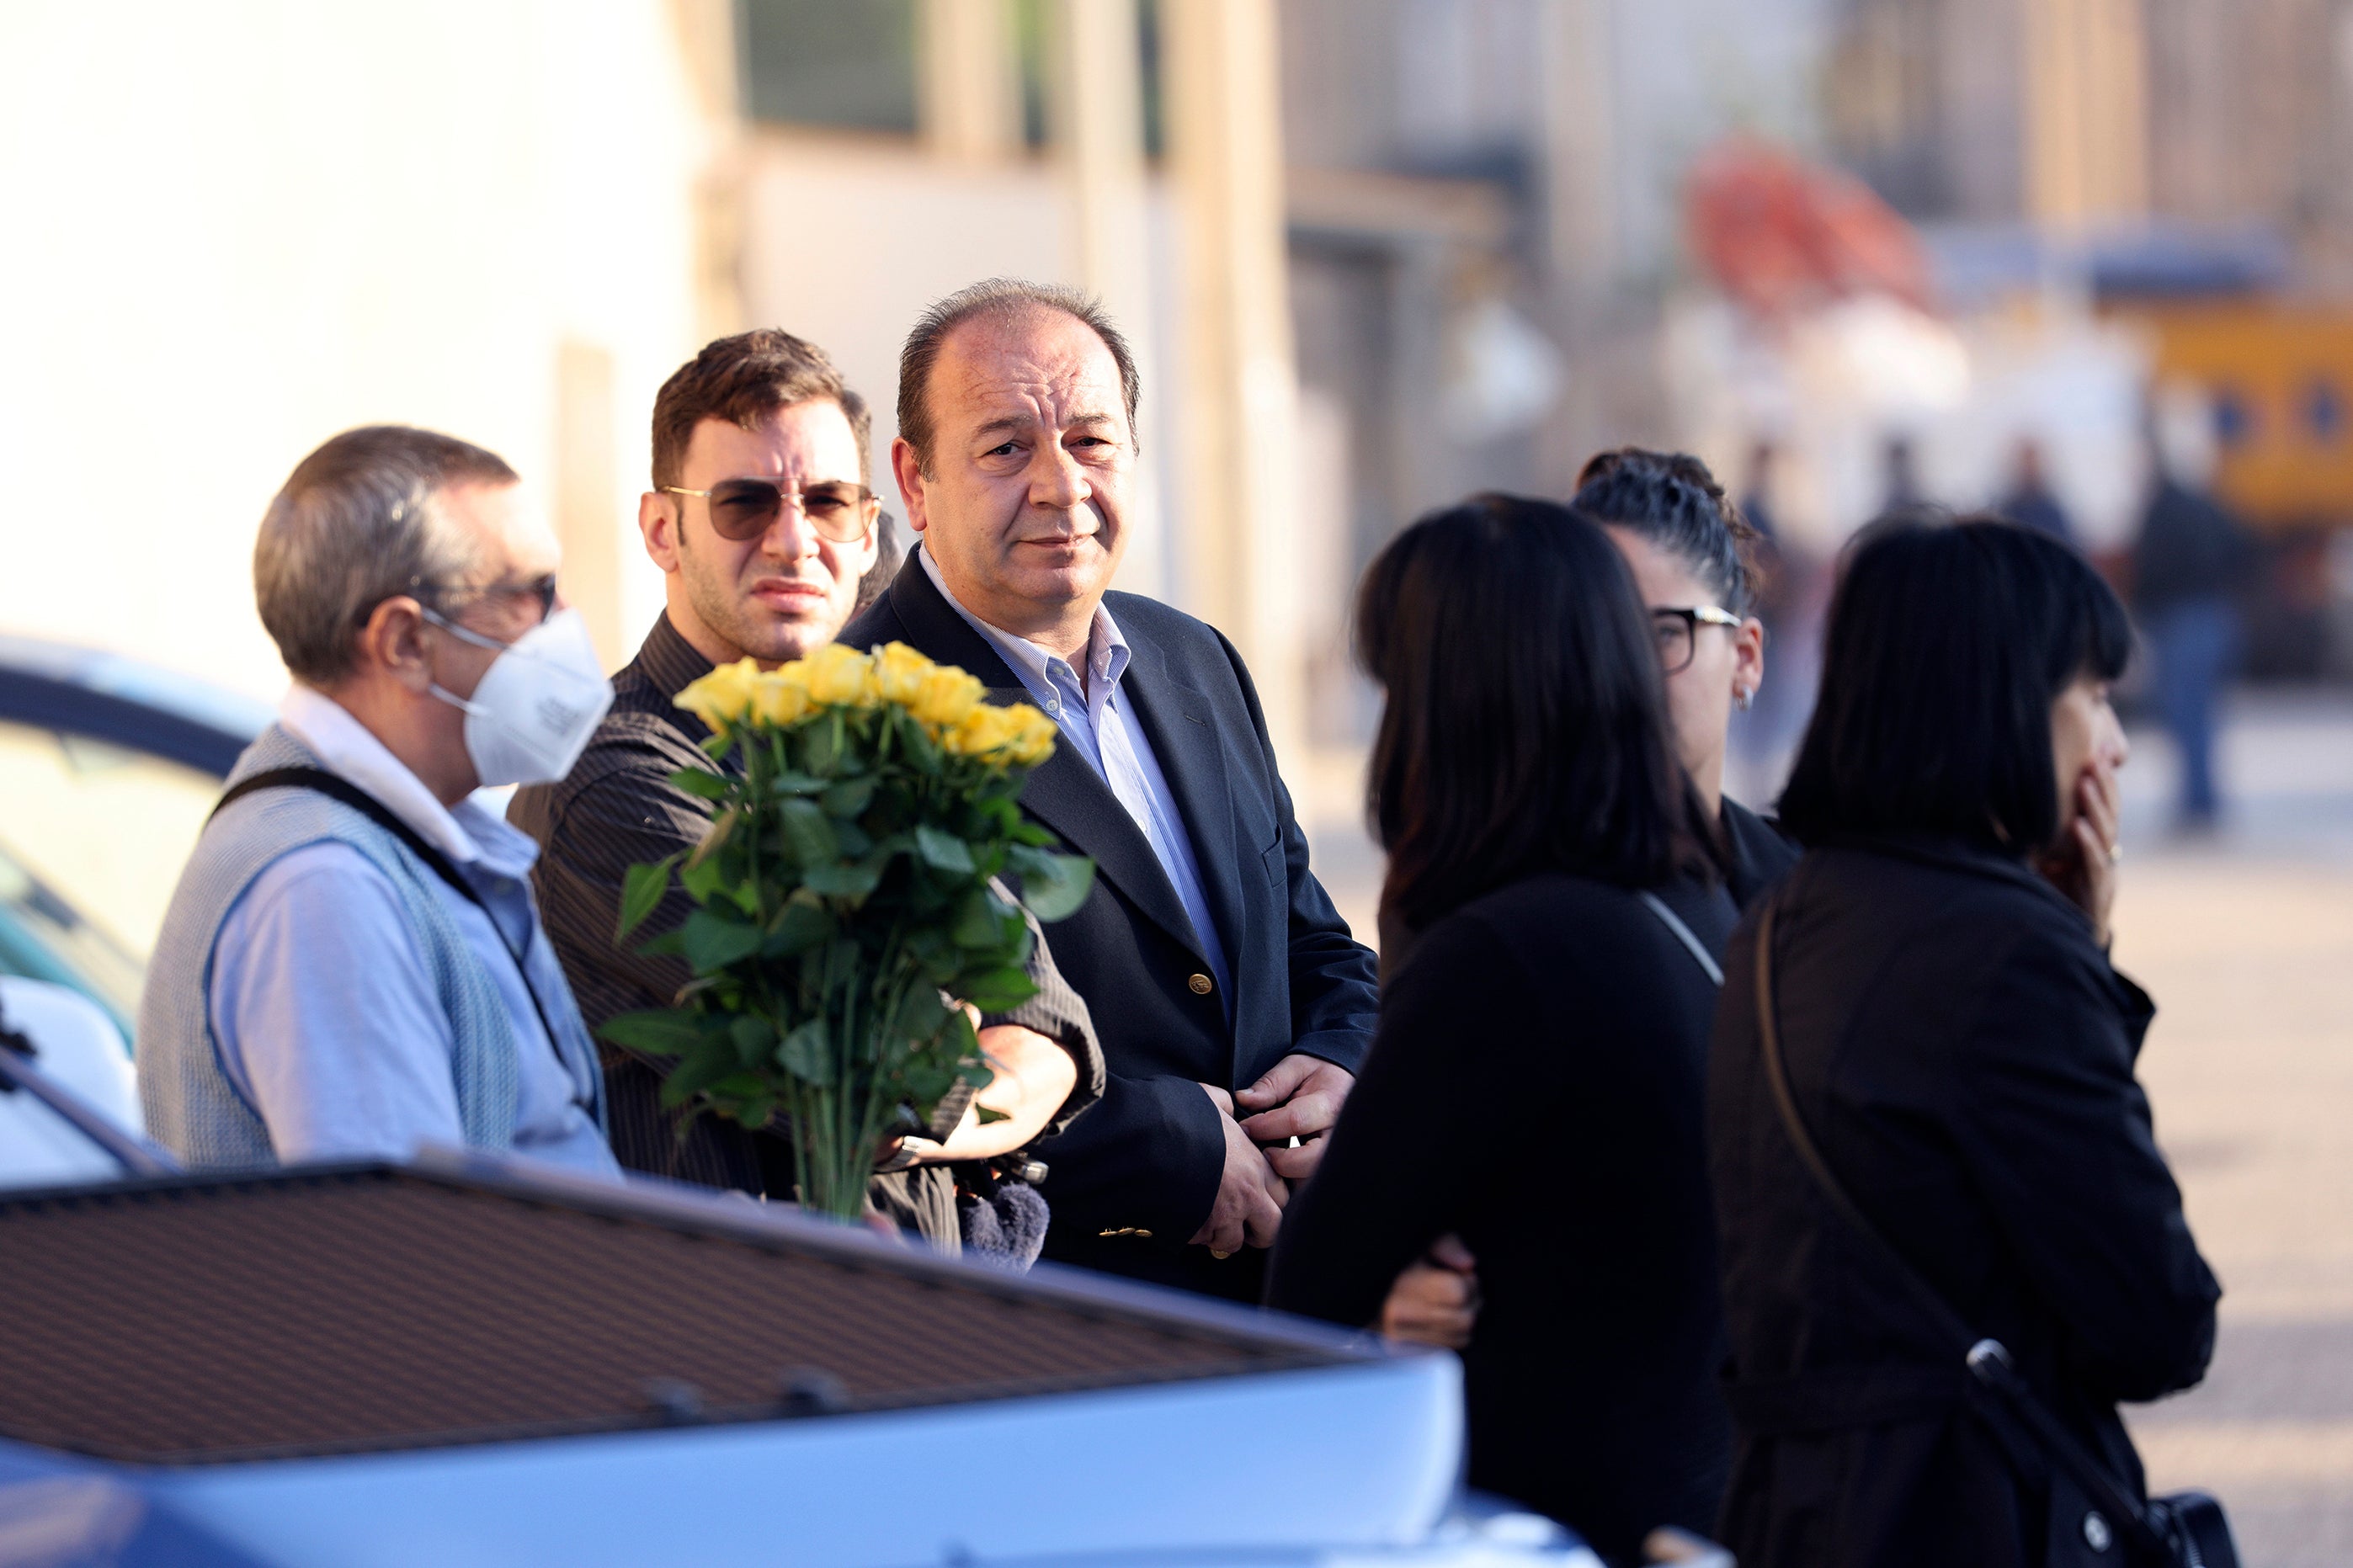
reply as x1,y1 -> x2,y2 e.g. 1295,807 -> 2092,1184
1266,911 -> 1507,1326
1952,932 -> 2220,1402
1213,627 -> 1380,1074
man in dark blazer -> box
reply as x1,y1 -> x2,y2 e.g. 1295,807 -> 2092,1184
844,279 -> 1380,1302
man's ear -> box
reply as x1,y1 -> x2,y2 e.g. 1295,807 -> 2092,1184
359,596 -> 434,694
639,491 -> 683,572
890,437 -> 929,534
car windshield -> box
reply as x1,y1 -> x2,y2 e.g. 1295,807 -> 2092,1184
0,841 -> 141,1039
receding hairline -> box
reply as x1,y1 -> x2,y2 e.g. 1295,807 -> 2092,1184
920,304 -> 1131,431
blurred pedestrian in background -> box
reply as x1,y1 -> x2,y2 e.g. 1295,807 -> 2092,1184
2134,402 -> 2256,834
1709,517 -> 2219,1567
511,329 -> 1096,1259
1270,495 -> 1737,1566
1997,435 -> 2077,548
141,428 -> 619,1173
1879,433 -> 1926,515
1577,448 -> 1799,904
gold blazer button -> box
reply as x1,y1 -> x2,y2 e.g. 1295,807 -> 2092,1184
1188,973 -> 1214,995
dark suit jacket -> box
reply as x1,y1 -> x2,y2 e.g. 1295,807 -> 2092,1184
1708,837 -> 2217,1568
843,555 -> 1381,1300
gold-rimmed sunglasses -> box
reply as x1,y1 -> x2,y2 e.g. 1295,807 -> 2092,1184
661,476 -> 877,544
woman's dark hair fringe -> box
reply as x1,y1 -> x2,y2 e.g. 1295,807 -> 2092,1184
1777,512 -> 2132,855
1356,492 -> 1718,958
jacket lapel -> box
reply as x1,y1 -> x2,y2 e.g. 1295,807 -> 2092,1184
881,559 -> 1210,963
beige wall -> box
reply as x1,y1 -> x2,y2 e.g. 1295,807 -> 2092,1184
0,2 -> 721,697
732,130 -> 1179,605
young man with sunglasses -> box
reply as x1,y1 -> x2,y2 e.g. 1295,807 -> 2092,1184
511,330 -> 1099,1258
142,426 -> 622,1173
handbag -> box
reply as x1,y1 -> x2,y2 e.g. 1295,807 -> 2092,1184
1748,896 -> 2239,1568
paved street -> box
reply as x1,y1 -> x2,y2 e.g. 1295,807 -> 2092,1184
1306,689 -> 2353,1565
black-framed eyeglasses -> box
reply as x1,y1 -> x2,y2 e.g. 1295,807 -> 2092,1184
358,573 -> 558,629
1651,605 -> 1741,674
661,476 -> 877,543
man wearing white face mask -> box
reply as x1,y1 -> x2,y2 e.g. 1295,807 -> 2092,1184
139,425 -> 622,1175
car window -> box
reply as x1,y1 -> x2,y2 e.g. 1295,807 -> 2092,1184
0,717 -> 218,980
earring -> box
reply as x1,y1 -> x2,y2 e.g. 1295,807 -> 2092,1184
1735,688 -> 1754,710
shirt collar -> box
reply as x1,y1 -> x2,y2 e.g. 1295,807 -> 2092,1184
277,684 -> 529,870
916,542 -> 1129,701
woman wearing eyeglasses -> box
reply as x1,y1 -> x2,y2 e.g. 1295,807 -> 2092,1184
1575,449 -> 1797,907
1269,495 -> 1739,1566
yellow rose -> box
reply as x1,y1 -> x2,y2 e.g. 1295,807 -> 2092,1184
945,703 -> 1019,758
1007,704 -> 1059,767
874,641 -> 934,706
910,665 -> 985,730
752,670 -> 811,726
674,657 -> 761,730
801,642 -> 876,707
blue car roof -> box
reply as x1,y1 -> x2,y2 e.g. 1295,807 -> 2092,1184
0,636 -> 271,779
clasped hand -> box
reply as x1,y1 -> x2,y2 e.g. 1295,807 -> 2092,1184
1189,1053 -> 1356,1254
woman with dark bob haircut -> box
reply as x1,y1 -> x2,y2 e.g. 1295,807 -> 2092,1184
1270,495 -> 1739,1565
1708,516 -> 2220,1567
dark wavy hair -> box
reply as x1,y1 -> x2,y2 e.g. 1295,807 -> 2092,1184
1573,447 -> 1763,614
1778,513 -> 2132,854
1356,493 -> 1716,956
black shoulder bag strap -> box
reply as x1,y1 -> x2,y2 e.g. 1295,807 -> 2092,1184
1751,893 -> 2219,1566
210,768 -> 575,1082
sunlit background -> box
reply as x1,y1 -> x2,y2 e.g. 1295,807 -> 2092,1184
6,2 -> 2353,1558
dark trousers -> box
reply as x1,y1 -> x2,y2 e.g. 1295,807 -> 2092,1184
2149,599 -> 2239,823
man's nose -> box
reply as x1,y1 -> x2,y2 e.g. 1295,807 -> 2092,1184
1029,444 -> 1093,517
757,498 -> 820,560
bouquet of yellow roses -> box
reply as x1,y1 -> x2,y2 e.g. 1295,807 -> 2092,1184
597,641 -> 1093,1222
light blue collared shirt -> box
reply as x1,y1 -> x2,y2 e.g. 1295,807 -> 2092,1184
205,687 -> 616,1175
918,545 -> 1233,1008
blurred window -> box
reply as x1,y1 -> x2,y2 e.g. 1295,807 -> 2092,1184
0,720 -> 221,1035
2305,377 -> 2343,445
740,0 -> 919,135
2214,387 -> 2255,449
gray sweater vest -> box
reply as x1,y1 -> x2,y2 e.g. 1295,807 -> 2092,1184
137,726 -> 520,1167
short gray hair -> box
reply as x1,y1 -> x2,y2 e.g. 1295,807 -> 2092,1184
254,425 -> 519,685
896,278 -> 1141,476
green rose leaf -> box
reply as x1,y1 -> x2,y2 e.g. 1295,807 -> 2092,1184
803,860 -> 883,899
679,852 -> 731,906
615,853 -> 682,941
776,1018 -> 833,1085
681,907 -> 764,974
729,1013 -> 775,1066
953,887 -> 1012,949
595,1008 -> 705,1058
956,965 -> 1038,1013
764,897 -> 833,957
661,1035 -> 744,1105
775,797 -> 840,868
773,770 -> 827,796
1009,845 -> 1098,922
915,825 -> 977,875
669,767 -> 734,800
822,776 -> 876,819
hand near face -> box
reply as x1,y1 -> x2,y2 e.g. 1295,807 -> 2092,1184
1190,1082 -> 1287,1255
2037,753 -> 2121,948
1236,1053 -> 1357,1181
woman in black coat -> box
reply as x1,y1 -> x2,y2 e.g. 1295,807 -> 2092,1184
1709,518 -> 2220,1567
1267,496 -> 1738,1565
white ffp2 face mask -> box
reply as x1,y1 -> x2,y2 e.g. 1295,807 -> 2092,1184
425,606 -> 615,788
